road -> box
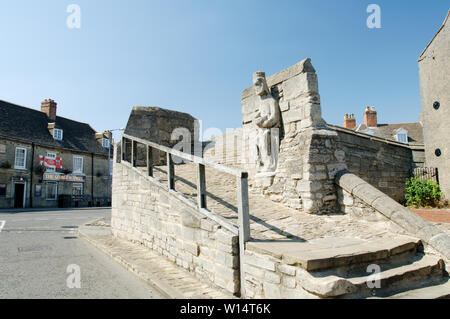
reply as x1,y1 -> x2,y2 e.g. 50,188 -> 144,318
0,208 -> 164,299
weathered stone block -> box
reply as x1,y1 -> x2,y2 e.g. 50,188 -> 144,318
244,253 -> 277,271
277,264 -> 297,276
264,271 -> 281,284
282,275 -> 297,288
263,282 -> 281,299
216,229 -> 239,246
282,72 -> 318,101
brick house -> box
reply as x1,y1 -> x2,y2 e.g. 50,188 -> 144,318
0,99 -> 113,209
343,106 -> 424,146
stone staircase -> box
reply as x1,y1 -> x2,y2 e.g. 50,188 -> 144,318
134,163 -> 449,299
248,236 -> 449,299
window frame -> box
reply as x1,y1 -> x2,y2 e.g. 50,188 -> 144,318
395,129 -> 409,144
53,129 -> 63,141
73,156 -> 84,174
72,183 -> 84,196
45,182 -> 58,201
14,147 -> 27,170
102,138 -> 110,148
46,152 -> 57,172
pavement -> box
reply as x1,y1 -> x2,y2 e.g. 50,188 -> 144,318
0,208 -> 163,299
78,221 -> 234,299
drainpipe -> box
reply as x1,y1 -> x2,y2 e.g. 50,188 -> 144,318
29,143 -> 35,208
91,153 -> 94,206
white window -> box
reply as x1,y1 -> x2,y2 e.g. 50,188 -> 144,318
102,138 -> 110,148
46,182 -> 58,200
53,129 -> 63,141
73,156 -> 84,174
46,152 -> 57,172
14,147 -> 27,169
396,133 -> 408,143
72,183 -> 84,196
395,129 -> 408,144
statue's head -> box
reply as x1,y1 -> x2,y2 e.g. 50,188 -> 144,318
253,71 -> 269,96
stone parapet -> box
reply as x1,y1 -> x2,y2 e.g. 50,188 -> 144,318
335,170 -> 450,260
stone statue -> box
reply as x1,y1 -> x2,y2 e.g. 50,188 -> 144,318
253,71 -> 280,174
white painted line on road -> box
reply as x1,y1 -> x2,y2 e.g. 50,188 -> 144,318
0,220 -> 5,232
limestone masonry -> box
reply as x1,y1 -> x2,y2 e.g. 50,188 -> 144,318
112,56 -> 450,299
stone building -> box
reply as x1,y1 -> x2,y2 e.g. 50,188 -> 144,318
122,106 -> 199,165
418,10 -> 450,200
0,99 -> 112,209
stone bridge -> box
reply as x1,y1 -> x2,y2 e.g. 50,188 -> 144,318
111,58 -> 450,299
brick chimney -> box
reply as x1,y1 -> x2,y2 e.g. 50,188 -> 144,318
41,99 -> 57,121
343,114 -> 356,130
364,106 -> 377,127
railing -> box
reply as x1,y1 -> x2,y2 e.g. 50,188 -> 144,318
413,167 -> 439,184
121,133 -> 250,296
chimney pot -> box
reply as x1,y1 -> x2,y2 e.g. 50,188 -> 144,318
343,113 -> 356,130
364,106 -> 377,127
41,99 -> 57,121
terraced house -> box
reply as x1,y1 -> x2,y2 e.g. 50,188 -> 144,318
0,99 -> 113,209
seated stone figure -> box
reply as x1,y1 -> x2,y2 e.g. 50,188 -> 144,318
252,71 -> 280,174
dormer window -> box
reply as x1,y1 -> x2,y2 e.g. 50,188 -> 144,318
395,128 -> 408,144
102,138 -> 110,148
53,129 -> 63,141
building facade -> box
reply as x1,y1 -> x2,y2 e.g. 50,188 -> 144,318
418,11 -> 450,200
0,99 -> 112,209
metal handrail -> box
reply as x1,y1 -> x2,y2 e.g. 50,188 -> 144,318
122,133 -> 247,178
120,133 -> 251,297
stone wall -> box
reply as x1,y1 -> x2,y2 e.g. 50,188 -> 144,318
335,170 -> 450,262
111,156 -> 240,295
243,249 -> 317,299
205,58 -> 346,214
332,127 -> 418,202
418,12 -> 450,200
124,106 -> 199,165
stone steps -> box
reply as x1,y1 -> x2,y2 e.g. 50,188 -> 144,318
298,254 -> 446,298
373,278 -> 450,299
247,235 -> 420,272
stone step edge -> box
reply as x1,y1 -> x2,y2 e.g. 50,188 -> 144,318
298,255 -> 443,298
369,279 -> 450,299
247,237 -> 420,272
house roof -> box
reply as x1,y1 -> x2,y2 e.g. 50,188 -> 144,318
355,122 -> 424,145
0,100 -> 109,156
419,10 -> 450,60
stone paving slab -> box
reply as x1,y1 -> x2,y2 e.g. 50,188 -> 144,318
147,164 -> 403,242
246,235 -> 420,271
78,222 -> 234,299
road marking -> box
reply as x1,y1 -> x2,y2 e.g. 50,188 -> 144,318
0,220 -> 5,232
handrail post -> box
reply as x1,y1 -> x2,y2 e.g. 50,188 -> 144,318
147,145 -> 153,177
121,137 -> 126,162
197,163 -> 207,209
236,173 -> 250,298
132,140 -> 137,167
167,152 -> 175,190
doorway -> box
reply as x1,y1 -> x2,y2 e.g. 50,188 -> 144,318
14,183 -> 25,208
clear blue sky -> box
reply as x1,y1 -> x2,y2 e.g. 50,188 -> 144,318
0,0 -> 448,140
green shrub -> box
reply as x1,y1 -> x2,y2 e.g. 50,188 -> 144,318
405,177 -> 442,207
